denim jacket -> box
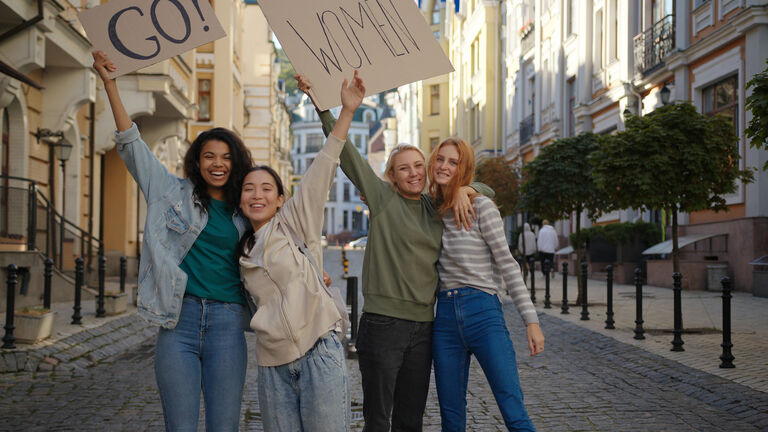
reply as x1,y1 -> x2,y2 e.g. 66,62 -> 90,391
115,124 -> 247,328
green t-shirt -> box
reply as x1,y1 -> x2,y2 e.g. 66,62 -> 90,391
180,198 -> 244,304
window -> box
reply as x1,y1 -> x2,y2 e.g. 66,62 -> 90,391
198,79 -> 211,121
354,134 -> 363,149
352,211 -> 363,232
430,85 -> 440,115
433,30 -> 440,41
566,77 -> 576,137
305,134 -> 324,152
429,137 -> 440,152
470,104 -> 481,142
693,0 -> 710,9
343,183 -> 350,202
329,182 -> 337,201
593,9 -> 603,71
364,111 -> 374,123
567,0 -> 574,35
609,0 -> 618,62
471,38 -> 481,77
343,210 -> 349,230
703,75 -> 738,135
431,2 -> 440,24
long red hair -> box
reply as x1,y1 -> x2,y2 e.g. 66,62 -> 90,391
428,138 -> 475,217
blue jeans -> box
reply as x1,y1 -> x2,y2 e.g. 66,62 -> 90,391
433,287 -> 535,432
155,295 -> 247,431
258,331 -> 350,432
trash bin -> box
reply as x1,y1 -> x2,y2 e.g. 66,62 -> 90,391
706,264 -> 728,290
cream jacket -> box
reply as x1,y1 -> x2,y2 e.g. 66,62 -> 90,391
239,134 -> 344,366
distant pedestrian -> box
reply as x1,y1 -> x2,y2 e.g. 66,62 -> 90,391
429,137 -> 544,431
518,223 -> 537,275
93,51 -> 252,431
236,72 -> 364,431
537,220 -> 559,277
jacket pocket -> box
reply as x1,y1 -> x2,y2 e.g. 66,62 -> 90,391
164,204 -> 189,234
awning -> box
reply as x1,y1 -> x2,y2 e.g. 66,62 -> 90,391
749,255 -> 768,266
0,58 -> 43,90
642,233 -> 727,255
555,246 -> 574,255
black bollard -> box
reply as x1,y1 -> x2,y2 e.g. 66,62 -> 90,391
72,258 -> 83,325
580,262 -> 589,320
561,261 -> 569,314
633,268 -> 645,340
671,272 -> 685,352
2,264 -> 19,349
43,258 -> 54,310
719,276 -> 735,368
347,276 -> 359,342
119,256 -> 127,294
96,254 -> 106,318
543,259 -> 551,308
605,265 -> 615,329
528,256 -> 536,303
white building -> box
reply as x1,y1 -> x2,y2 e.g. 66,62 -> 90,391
290,96 -> 380,238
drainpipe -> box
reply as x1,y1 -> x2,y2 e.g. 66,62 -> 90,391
623,81 -> 643,116
0,0 -> 44,44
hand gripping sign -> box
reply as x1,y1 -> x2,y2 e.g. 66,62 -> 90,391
78,0 -> 226,78
259,0 -> 455,110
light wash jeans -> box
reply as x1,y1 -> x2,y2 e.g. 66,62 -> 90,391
155,295 -> 247,431
258,331 -> 350,432
433,287 -> 536,432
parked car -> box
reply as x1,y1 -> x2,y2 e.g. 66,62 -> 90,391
346,236 -> 367,249
321,235 -> 328,247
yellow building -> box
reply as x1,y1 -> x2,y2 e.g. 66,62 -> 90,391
419,0 -> 452,154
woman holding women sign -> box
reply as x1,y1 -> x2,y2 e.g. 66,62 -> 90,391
296,73 -> 493,431
93,51 -> 251,431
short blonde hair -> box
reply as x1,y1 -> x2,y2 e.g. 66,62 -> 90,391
384,144 -> 426,193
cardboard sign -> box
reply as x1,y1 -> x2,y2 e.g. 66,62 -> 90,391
259,0 -> 454,110
78,0 -> 226,78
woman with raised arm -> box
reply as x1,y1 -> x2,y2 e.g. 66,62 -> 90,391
236,71 -> 365,432
295,74 -> 494,431
429,137 -> 544,431
92,51 -> 252,431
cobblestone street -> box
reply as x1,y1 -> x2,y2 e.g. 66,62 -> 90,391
1,248 -> 767,431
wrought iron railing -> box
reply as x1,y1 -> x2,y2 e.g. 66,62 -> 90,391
519,114 -> 535,145
633,14 -> 675,75
0,175 -> 102,271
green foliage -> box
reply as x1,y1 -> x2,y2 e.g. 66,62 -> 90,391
746,58 -> 768,170
569,221 -> 661,250
276,48 -> 297,95
592,102 -> 754,214
519,132 -> 606,220
474,155 -> 521,217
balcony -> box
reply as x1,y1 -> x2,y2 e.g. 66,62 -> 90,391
520,24 -> 535,55
519,114 -> 535,145
634,14 -> 675,75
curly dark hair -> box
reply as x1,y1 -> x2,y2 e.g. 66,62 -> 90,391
183,128 -> 253,210
235,165 -> 286,260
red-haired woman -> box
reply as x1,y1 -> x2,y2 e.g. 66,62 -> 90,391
428,138 -> 545,432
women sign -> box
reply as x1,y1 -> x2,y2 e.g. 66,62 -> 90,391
78,0 -> 226,78
259,0 -> 454,110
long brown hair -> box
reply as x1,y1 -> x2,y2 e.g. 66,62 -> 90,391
428,137 -> 475,217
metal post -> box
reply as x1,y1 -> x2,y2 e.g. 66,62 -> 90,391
27,182 -> 37,251
347,276 -> 359,341
528,255 -> 536,303
543,259 -> 551,308
605,265 -> 615,329
341,247 -> 348,278
561,261 -> 569,314
96,254 -> 106,317
119,256 -> 127,294
633,268 -> 645,340
719,276 -> 735,368
580,261 -> 589,320
671,272 -> 684,351
2,264 -> 19,349
72,257 -> 83,325
58,217 -> 64,269
43,258 -> 53,310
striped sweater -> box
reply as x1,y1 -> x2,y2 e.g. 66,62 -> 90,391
437,196 -> 539,325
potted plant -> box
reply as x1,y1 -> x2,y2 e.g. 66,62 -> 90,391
104,291 -> 128,315
14,306 -> 56,344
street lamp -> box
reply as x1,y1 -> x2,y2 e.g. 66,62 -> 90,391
660,84 -> 671,105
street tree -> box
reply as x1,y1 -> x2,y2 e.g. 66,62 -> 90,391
592,102 -> 754,275
474,154 -> 521,218
519,132 -> 606,302
746,58 -> 768,170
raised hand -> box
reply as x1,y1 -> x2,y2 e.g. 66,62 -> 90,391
340,70 -> 365,113
92,51 -> 117,84
295,73 -> 319,108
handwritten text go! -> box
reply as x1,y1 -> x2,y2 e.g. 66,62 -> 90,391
79,0 -> 226,78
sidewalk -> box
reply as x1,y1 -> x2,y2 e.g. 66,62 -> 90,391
0,279 -> 154,373
515,271 -> 768,393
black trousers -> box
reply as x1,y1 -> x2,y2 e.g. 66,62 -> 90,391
539,252 -> 555,276
356,312 -> 433,432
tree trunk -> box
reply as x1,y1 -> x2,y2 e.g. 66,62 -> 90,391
671,207 -> 680,275
520,212 -> 528,279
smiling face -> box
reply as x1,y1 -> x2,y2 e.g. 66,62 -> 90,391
432,143 -> 460,187
198,140 -> 232,200
389,149 -> 426,200
240,169 -> 285,231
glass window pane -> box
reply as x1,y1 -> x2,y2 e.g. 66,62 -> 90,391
703,87 -> 714,114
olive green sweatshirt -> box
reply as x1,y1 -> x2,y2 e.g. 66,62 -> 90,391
319,110 -> 493,322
